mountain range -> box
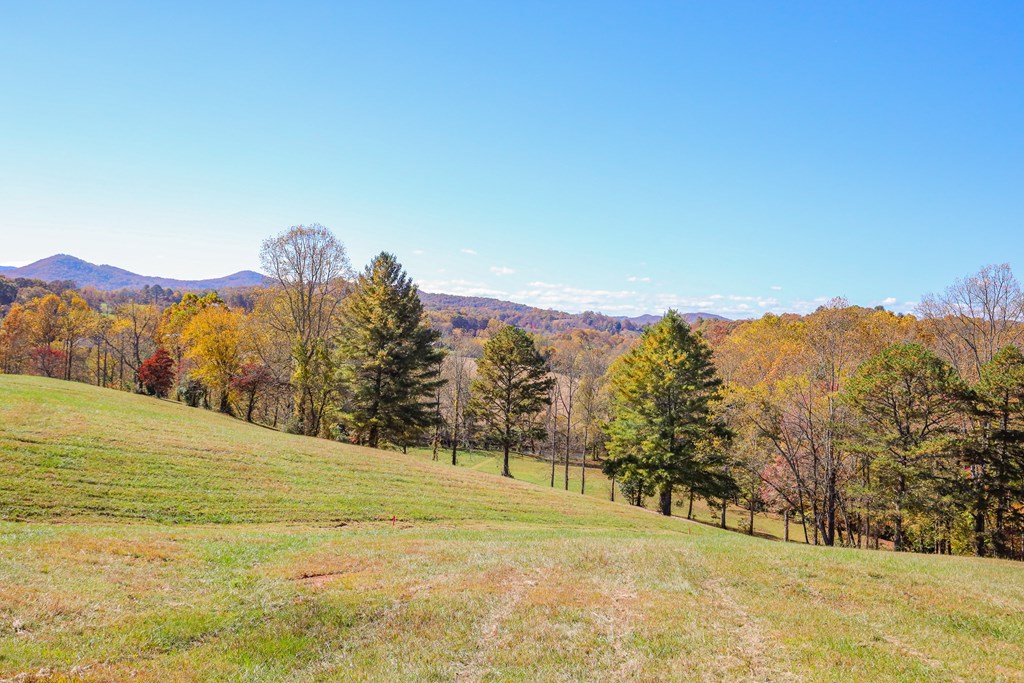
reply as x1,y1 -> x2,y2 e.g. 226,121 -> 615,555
2,254 -> 728,324
2,254 -> 268,291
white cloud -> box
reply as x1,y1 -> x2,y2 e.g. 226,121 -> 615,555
460,248 -> 478,256
418,278 -> 508,298
882,297 -> 897,306
417,273 -> 884,319
412,249 -> 425,255
771,285 -> 783,291
627,276 -> 651,283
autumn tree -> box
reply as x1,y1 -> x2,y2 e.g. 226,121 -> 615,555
57,291 -> 95,381
104,302 -> 160,391
467,325 -> 554,477
337,252 -> 444,448
139,348 -> 175,397
230,363 -> 277,423
604,311 -> 734,516
0,304 -> 32,374
259,224 -> 350,436
182,306 -> 244,413
157,292 -> 225,378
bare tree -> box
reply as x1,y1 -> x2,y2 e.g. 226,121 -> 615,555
919,263 -> 1024,382
555,347 -> 582,491
259,224 -> 351,436
576,346 -> 608,495
440,339 -> 473,465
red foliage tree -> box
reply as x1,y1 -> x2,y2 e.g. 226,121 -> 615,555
30,346 -> 66,378
138,348 -> 175,397
229,363 -> 276,422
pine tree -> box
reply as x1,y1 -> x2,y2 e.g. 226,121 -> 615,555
468,325 -> 554,477
844,343 -> 965,551
338,252 -> 443,448
603,310 -> 734,516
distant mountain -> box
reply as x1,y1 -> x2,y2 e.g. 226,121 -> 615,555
3,254 -> 729,331
4,254 -> 268,291
418,291 -> 729,335
616,312 -> 728,326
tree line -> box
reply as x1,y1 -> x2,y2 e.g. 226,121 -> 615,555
2,227 -> 1023,560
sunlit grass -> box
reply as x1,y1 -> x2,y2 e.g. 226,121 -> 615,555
1,375 -> 1022,682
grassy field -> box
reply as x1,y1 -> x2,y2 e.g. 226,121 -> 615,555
2,375 -> 1023,682
405,446 -> 804,543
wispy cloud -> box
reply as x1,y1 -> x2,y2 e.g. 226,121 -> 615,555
771,285 -> 783,291
421,274 -> 907,319
419,278 -> 507,298
412,249 -> 425,255
882,297 -> 897,306
627,276 -> 651,283
460,248 -> 478,256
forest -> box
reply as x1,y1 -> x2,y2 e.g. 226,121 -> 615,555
1,224 -> 1022,561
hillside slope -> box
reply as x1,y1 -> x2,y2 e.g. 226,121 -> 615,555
1,375 -> 1023,682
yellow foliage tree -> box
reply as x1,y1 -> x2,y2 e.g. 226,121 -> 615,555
183,306 -> 244,413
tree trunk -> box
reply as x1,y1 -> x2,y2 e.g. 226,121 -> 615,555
894,473 -> 906,552
451,417 -> 459,466
580,426 -> 588,495
502,423 -> 512,477
784,510 -> 789,542
659,486 -> 672,516
720,500 -> 727,529
974,501 -> 987,557
687,489 -> 694,520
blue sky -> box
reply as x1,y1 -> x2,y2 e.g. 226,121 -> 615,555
1,2 -> 1022,317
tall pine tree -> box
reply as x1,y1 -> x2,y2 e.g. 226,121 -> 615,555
468,325 -> 554,477
603,311 -> 734,516
338,252 -> 443,448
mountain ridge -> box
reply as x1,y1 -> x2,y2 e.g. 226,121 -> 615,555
3,254 -> 730,323
4,254 -> 268,291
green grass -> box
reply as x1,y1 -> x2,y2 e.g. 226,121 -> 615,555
2,375 -> 1023,682
406,445 -> 806,543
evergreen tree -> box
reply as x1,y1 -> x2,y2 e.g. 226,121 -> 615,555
338,252 -> 443,448
603,310 -> 734,516
971,346 -> 1024,557
844,343 -> 966,551
468,325 -> 554,477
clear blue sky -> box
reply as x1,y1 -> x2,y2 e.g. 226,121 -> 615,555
2,2 -> 1022,317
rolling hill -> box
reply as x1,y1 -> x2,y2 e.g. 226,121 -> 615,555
4,254 -> 268,291
1,374 -> 1022,681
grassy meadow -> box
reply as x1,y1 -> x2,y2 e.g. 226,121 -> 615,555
2,374 -> 1023,682
405,446 -> 803,543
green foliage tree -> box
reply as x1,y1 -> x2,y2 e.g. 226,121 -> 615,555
971,346 -> 1024,557
468,325 -> 554,477
603,310 -> 735,516
338,252 -> 444,448
844,343 -> 966,551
